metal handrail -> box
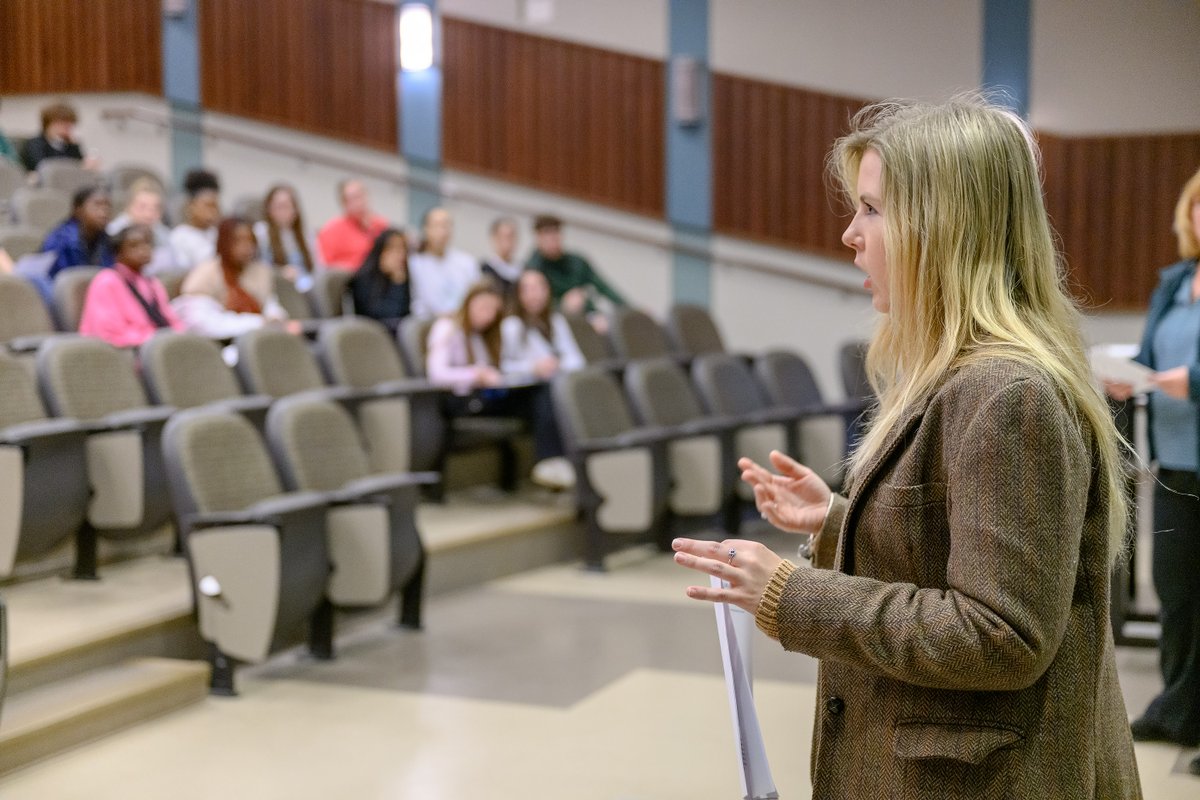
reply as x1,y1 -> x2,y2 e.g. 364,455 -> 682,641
101,105 -> 868,296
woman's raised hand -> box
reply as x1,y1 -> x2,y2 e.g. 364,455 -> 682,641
739,450 -> 832,535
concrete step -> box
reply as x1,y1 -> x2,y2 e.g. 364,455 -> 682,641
0,657 -> 209,777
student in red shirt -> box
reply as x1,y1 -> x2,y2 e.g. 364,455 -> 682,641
79,224 -> 183,348
315,178 -> 389,270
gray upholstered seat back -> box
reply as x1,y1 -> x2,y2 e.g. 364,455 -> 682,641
0,275 -> 55,342
52,267 -> 102,332
37,336 -> 148,420
0,229 -> 44,260
667,304 -> 725,356
266,396 -> 369,492
319,317 -> 407,388
610,309 -> 673,360
273,275 -> 312,320
563,313 -> 612,363
624,358 -> 705,426
235,329 -> 325,398
140,332 -> 243,408
553,367 -> 637,444
840,340 -> 872,400
0,353 -> 48,427
397,316 -> 433,377
11,187 -> 70,234
312,269 -> 353,317
755,350 -> 824,408
166,409 -> 283,514
37,158 -> 99,195
691,353 -> 771,416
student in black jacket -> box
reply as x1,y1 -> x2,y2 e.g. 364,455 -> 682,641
351,228 -> 412,331
20,102 -> 91,172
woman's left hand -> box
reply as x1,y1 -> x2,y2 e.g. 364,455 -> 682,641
672,538 -> 783,615
1153,366 -> 1190,399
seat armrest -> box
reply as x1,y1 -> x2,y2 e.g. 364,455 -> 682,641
187,490 -> 330,530
671,416 -> 745,437
101,405 -> 177,430
207,394 -> 274,416
7,334 -> 54,354
742,405 -> 816,426
371,378 -> 448,399
330,471 -> 440,503
0,417 -> 91,445
574,425 -> 678,454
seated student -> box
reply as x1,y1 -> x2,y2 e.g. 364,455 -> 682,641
41,186 -> 115,278
479,216 -> 522,304
79,224 -> 183,347
254,184 -> 317,291
316,178 -> 389,271
173,217 -> 294,338
19,101 -> 96,172
351,228 -> 412,331
169,169 -> 222,270
107,179 -> 176,275
525,214 -> 627,323
427,282 -> 574,490
409,207 -> 480,318
501,269 -> 586,380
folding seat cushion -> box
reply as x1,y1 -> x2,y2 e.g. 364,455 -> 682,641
311,269 -> 353,318
37,336 -> 174,551
666,304 -> 726,356
52,266 -> 101,331
140,331 -> 273,427
0,353 -> 89,576
235,328 -> 327,399
552,366 -> 673,569
0,274 -> 56,349
163,407 -> 332,693
562,313 -> 615,364
317,316 -> 445,474
608,308 -> 675,360
396,315 -> 434,378
754,350 -> 867,490
11,187 -> 71,234
266,395 -> 433,624
691,353 -> 810,501
623,357 -> 740,525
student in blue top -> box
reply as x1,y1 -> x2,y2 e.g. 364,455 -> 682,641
41,186 -> 115,278
1105,167 -> 1200,774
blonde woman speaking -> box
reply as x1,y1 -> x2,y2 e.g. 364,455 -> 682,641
673,97 -> 1141,799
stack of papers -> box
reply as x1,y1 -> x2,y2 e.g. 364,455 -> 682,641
1089,344 -> 1155,395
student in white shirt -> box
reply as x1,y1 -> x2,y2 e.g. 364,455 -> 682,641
409,206 -> 480,317
501,269 -> 586,380
169,169 -> 221,270
107,178 -> 176,275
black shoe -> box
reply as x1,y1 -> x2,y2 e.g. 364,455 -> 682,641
1188,754 -> 1200,777
1130,717 -> 1174,743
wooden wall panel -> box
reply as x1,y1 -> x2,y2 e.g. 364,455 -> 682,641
1041,132 -> 1200,309
199,0 -> 397,151
442,18 -> 664,217
0,0 -> 161,94
712,73 -> 864,260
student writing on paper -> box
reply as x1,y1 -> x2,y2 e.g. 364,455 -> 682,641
673,96 -> 1141,799
1103,168 -> 1200,772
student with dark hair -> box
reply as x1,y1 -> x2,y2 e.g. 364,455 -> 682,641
40,185 -> 114,278
409,206 -> 480,317
350,228 -> 412,330
480,216 -> 522,303
526,214 -> 627,317
20,101 -> 92,171
169,169 -> 222,270
174,217 -> 293,338
316,178 -> 389,271
79,224 -> 183,347
254,184 -> 317,291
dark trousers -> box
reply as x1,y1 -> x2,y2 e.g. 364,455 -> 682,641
444,384 -> 564,462
1141,467 -> 1200,744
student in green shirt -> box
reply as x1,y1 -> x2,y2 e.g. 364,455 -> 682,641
525,214 -> 628,317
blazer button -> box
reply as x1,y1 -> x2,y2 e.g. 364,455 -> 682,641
825,697 -> 845,716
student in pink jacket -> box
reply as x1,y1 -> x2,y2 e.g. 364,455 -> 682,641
79,224 -> 183,348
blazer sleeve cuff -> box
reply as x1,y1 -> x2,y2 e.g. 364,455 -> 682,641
1189,364 -> 1200,402
755,559 -> 799,641
813,493 -> 847,569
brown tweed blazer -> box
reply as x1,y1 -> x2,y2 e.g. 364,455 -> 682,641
755,358 -> 1141,799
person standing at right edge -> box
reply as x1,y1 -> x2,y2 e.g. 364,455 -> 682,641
1108,168 -> 1200,774
672,96 -> 1143,798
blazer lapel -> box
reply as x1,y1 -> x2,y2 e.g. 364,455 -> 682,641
836,394 -> 934,574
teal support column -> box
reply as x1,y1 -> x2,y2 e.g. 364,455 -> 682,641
398,0 -> 443,229
162,2 -> 203,187
667,0 -> 712,307
983,0 -> 1031,116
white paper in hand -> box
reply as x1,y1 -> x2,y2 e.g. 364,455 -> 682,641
1089,344 -> 1155,394
711,575 -> 779,800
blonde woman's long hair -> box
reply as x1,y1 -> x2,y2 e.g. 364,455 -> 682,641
1173,166 -> 1200,260
830,95 -> 1128,561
